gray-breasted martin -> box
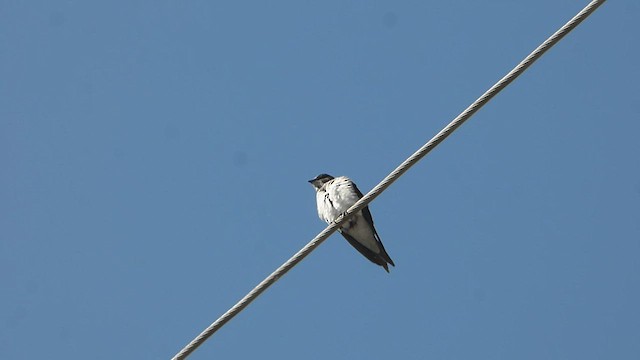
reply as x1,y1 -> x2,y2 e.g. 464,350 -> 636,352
309,174 -> 395,272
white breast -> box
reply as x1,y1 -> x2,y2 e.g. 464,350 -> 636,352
316,176 -> 360,224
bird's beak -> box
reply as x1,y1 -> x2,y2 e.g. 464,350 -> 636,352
308,179 -> 315,184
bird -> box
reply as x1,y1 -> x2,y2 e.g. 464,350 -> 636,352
308,174 -> 395,272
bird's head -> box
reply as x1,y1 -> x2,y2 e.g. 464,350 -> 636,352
308,173 -> 334,190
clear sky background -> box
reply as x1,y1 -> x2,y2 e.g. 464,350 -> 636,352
2,1 -> 639,359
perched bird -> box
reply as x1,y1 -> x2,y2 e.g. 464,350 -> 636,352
308,174 -> 395,272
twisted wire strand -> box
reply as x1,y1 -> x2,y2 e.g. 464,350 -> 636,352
172,1 -> 606,358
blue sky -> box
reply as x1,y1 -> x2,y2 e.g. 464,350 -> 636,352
2,1 -> 639,359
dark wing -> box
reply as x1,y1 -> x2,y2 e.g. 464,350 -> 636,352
350,183 -> 377,232
349,182 -> 395,268
339,230 -> 390,272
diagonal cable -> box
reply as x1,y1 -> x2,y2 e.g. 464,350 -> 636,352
172,1 -> 606,358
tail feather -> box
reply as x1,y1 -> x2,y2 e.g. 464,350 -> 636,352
340,231 -> 395,272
